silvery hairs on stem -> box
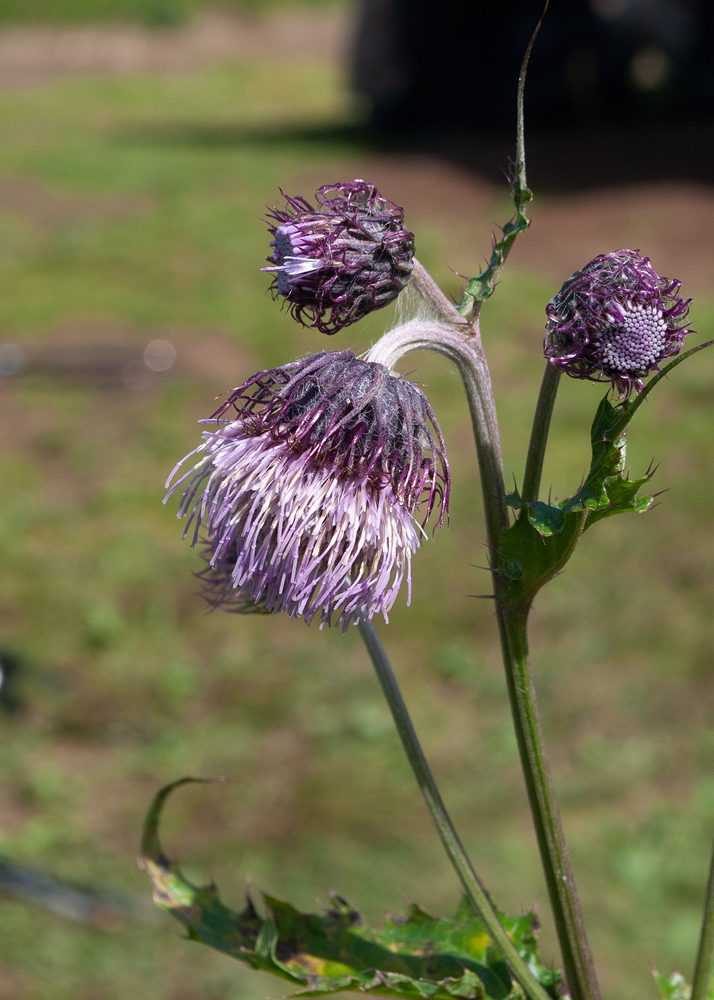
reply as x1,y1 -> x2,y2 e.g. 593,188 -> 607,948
545,249 -> 693,396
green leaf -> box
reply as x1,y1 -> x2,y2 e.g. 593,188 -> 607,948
654,970 -> 691,1000
498,394 -> 654,610
139,779 -> 562,1000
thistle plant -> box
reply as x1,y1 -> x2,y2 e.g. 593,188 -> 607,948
144,19 -> 714,1000
165,351 -> 448,631
263,180 -> 416,334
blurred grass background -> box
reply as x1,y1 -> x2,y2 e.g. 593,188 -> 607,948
1,2 -> 714,1000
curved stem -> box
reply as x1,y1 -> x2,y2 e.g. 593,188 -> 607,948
369,272 -> 600,1000
522,362 -> 561,504
410,259 -> 467,326
358,620 -> 553,1000
692,831 -> 714,1000
367,318 -> 508,548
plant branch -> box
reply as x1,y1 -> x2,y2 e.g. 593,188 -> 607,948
373,253 -> 599,1000
367,317 -> 508,548
358,620 -> 553,1000
521,362 -> 562,504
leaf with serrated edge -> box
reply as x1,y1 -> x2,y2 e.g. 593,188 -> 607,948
499,394 -> 655,608
139,780 -> 562,1000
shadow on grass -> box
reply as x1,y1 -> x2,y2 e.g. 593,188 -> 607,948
116,118 -> 714,192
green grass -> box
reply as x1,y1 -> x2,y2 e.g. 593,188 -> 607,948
0,0 -> 342,28
0,43 -> 713,1000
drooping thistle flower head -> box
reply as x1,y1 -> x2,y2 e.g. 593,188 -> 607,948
165,351 -> 449,632
262,180 -> 416,335
544,249 -> 693,395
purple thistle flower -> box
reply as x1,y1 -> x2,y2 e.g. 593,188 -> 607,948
544,249 -> 693,396
165,351 -> 449,632
262,180 -> 416,335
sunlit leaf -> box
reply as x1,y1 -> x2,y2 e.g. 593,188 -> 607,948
139,779 -> 562,1000
499,394 -> 654,609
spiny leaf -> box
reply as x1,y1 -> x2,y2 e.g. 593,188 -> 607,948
498,394 -> 654,610
139,779 -> 562,1000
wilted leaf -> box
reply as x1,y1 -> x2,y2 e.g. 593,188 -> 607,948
139,779 -> 562,1000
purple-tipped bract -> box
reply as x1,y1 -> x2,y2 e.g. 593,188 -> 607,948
165,351 -> 449,631
544,249 -> 693,395
263,180 -> 415,335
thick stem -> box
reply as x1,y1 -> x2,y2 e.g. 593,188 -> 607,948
522,362 -> 561,504
692,831 -> 714,1000
369,273 -> 599,1000
496,610 -> 601,1000
358,620 -> 553,1000
367,318 -> 508,548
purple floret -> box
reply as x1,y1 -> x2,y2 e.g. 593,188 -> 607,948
262,180 -> 415,335
165,352 -> 449,631
544,249 -> 693,396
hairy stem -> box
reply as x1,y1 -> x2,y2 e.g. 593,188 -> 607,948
367,318 -> 507,547
371,264 -> 600,1000
358,620 -> 553,1000
692,831 -> 714,1000
522,362 -> 562,504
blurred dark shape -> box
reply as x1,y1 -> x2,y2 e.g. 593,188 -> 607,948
0,650 -> 23,714
0,858 -> 157,928
353,0 -> 712,133
0,338 -> 175,390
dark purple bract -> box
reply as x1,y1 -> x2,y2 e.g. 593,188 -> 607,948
263,180 -> 415,335
544,249 -> 693,395
165,352 -> 449,631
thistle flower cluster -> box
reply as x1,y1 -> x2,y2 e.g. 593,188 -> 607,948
544,249 -> 693,395
263,180 -> 415,334
166,352 -> 449,632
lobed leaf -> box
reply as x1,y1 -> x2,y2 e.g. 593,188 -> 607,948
498,394 -> 654,611
139,779 -> 562,1000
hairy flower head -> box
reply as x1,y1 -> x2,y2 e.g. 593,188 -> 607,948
165,351 -> 449,631
263,180 -> 415,335
544,249 -> 693,395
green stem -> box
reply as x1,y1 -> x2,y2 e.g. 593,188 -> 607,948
357,619 -> 553,1000
495,609 -> 601,1000
522,362 -> 561,504
369,262 -> 599,1000
692,831 -> 714,1000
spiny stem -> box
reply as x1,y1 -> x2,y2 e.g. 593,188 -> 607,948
522,362 -> 562,504
455,3 -> 547,319
357,620 -> 553,1000
692,831 -> 714,1000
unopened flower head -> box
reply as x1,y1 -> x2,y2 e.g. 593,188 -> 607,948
544,249 -> 693,395
263,180 -> 416,335
165,351 -> 449,631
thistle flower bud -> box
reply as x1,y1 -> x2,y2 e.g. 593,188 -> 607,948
544,249 -> 693,395
165,351 -> 449,632
262,180 -> 416,335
